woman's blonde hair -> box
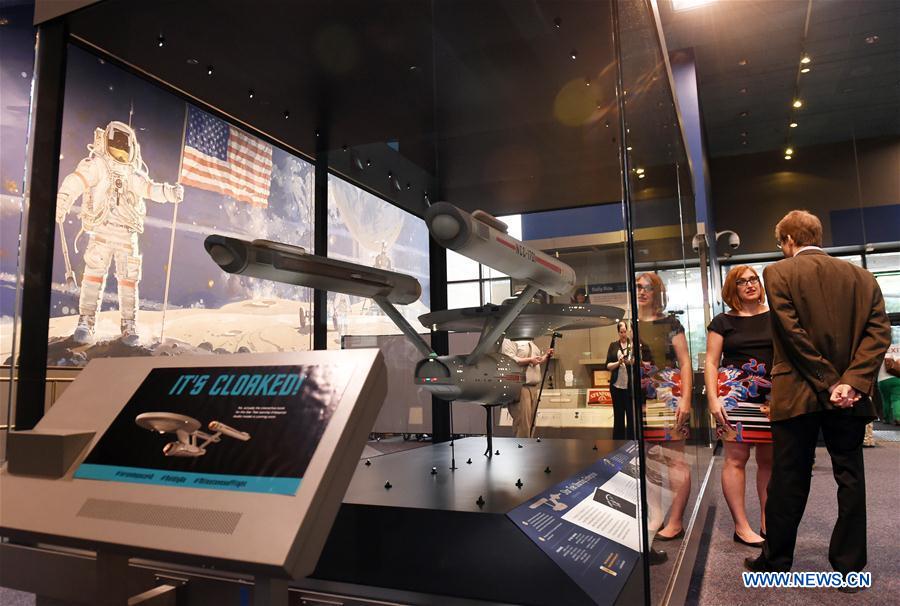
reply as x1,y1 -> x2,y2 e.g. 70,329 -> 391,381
722,265 -> 765,311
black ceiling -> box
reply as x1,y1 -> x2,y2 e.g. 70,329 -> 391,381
660,0 -> 900,158
65,0 -> 629,217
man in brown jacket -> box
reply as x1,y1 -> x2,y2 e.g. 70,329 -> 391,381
745,210 -> 891,584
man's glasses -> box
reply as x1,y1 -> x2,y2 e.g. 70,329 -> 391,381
736,276 -> 760,287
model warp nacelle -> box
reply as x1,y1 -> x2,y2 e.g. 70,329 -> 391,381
204,235 -> 421,305
426,202 -> 576,297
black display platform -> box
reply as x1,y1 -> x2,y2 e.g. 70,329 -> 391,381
313,437 -> 643,606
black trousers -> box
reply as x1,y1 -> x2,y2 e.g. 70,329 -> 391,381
610,384 -> 634,440
762,411 -> 868,573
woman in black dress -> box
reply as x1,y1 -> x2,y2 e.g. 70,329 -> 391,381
704,265 -> 773,548
606,321 -> 635,439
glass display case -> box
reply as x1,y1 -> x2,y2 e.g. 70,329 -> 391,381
2,1 -> 717,605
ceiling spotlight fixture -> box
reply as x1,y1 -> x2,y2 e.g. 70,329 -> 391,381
553,17 -> 562,29
739,87 -> 747,94
626,146 -> 633,151
790,122 -> 798,128
800,55 -> 811,65
638,173 -> 646,179
785,147 -> 794,155
865,34 -> 880,45
635,167 -> 645,175
784,155 -> 792,160
792,99 -> 803,108
800,67 -> 810,74
207,65 -> 214,76
741,140 -> 748,146
672,0 -> 717,11
283,110 -> 290,119
739,110 -> 749,117
186,58 -> 199,65
156,35 -> 165,48
248,89 -> 255,100
570,50 -> 578,60
740,131 -> 748,137
738,58 -> 748,66
585,77 -> 591,87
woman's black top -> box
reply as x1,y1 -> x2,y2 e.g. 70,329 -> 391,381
639,315 -> 686,369
707,311 -> 773,372
606,340 -> 632,387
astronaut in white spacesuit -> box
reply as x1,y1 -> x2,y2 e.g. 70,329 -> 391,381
55,121 -> 183,345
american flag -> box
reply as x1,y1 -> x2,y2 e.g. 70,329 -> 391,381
179,106 -> 272,207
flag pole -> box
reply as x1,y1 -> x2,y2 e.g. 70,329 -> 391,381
160,105 -> 187,343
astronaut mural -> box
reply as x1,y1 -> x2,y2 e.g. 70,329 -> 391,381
56,121 -> 183,345
30,45 -> 318,367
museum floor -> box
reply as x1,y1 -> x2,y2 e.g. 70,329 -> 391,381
686,422 -> 900,606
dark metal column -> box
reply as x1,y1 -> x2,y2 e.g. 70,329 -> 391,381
428,237 -> 450,442
313,133 -> 329,351
14,19 -> 68,431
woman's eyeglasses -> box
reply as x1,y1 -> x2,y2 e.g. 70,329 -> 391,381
636,284 -> 655,292
736,276 -> 760,287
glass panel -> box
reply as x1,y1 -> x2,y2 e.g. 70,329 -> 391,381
46,45 -> 316,367
326,174 -> 430,349
446,249 -> 480,281
1,5 -> 36,458
868,252 -> 900,274
481,278 -> 511,305
447,281 -> 480,310
618,0 -> 712,598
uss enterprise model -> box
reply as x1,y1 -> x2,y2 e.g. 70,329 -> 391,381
204,202 -> 624,456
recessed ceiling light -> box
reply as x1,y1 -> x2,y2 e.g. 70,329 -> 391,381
553,17 -> 562,29
585,77 -> 591,87
740,131 -> 748,137
784,155 -> 792,160
785,147 -> 794,155
800,67 -> 810,74
792,99 -> 803,108
638,173 -> 646,179
739,111 -> 749,117
738,58 -> 748,66
283,110 -> 290,119
626,146 -> 633,151
635,168 -> 645,175
248,89 -> 255,100
800,55 -> 811,64
673,0 -> 716,11
739,87 -> 747,94
186,58 -> 199,65
741,140 -> 748,146
570,50 -> 578,60
790,122 -> 798,128
207,65 -> 214,76
156,35 -> 165,48
865,34 -> 880,45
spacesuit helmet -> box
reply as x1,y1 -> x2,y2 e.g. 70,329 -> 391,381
104,121 -> 137,164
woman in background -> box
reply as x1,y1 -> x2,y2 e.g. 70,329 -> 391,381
606,320 -> 635,440
705,265 -> 773,548
636,272 -> 693,542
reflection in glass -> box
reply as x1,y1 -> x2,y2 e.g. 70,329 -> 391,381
326,175 -> 430,349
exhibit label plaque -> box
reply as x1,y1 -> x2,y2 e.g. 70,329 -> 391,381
74,364 -> 350,495
506,441 -> 641,605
